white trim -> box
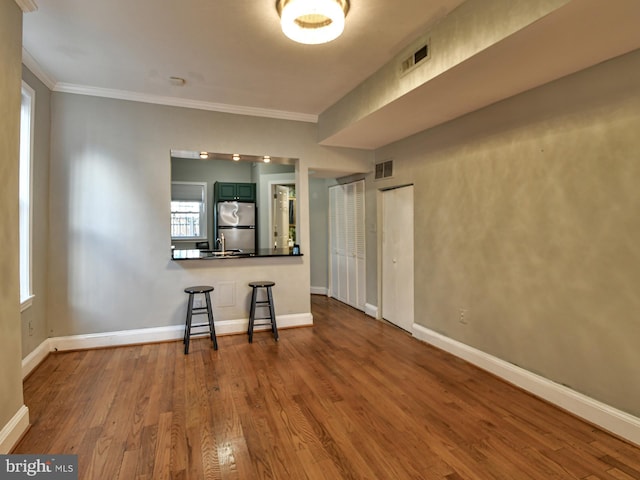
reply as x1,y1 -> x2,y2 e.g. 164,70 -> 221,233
19,50 -> 317,123
19,82 -> 35,305
364,303 -> 378,318
21,48 -> 56,90
22,339 -> 51,379
48,313 -> 313,352
53,83 -> 318,123
257,172 -> 297,251
0,405 -> 30,454
23,312 -> 310,376
19,295 -> 34,313
413,324 -> 640,447
15,0 -> 37,13
310,286 -> 328,295
171,181 -> 208,241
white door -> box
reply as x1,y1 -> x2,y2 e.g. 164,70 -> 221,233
381,186 -> 414,332
273,185 -> 290,249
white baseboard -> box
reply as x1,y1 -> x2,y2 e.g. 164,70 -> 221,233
0,405 -> 29,454
19,316 -> 639,447
364,303 -> 378,318
413,324 -> 640,447
49,325 -> 185,351
47,313 -> 313,352
22,339 -> 52,379
310,286 -> 328,295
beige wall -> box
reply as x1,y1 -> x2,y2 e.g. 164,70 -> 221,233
46,93 -> 369,337
0,0 -> 26,434
21,66 -> 51,358
371,49 -> 640,416
318,0 -> 569,142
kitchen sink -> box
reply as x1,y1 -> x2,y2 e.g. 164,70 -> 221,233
202,249 -> 248,258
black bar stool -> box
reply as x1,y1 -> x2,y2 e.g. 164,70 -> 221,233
247,281 -> 278,343
183,285 -> 218,354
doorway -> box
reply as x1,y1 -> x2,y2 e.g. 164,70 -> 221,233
270,184 -> 295,249
381,185 -> 414,332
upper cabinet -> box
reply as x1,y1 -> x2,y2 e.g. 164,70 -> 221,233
214,182 -> 256,202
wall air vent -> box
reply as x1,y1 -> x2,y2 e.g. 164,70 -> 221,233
400,40 -> 430,76
375,160 -> 393,180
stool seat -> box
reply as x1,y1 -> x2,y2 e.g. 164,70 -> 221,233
184,285 -> 214,294
247,281 -> 278,343
183,285 -> 217,354
248,281 -> 275,288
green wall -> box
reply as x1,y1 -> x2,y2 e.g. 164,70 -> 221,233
372,49 -> 640,416
0,0 -> 26,442
309,177 -> 336,293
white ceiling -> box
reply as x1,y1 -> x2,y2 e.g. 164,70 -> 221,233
21,0 -> 640,152
22,0 -> 465,118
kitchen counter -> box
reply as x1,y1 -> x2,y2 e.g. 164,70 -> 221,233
171,248 -> 303,260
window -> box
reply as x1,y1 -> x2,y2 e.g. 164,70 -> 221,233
171,182 -> 207,240
20,82 -> 35,309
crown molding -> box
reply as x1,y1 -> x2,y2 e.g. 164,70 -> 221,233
53,83 -> 318,123
22,48 -> 56,89
20,46 -> 317,123
15,0 -> 37,13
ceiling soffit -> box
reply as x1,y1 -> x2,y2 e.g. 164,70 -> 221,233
318,0 -> 640,149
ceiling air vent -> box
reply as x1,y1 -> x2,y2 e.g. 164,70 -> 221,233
375,160 -> 393,180
400,40 -> 430,76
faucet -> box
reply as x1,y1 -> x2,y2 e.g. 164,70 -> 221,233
216,233 -> 225,252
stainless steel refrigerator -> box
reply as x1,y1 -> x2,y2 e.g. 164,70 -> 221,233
216,201 -> 256,251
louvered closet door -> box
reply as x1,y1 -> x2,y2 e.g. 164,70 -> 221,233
355,181 -> 366,309
329,185 -> 347,303
329,181 -> 366,311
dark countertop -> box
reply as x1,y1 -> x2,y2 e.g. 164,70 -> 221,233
171,248 -> 303,260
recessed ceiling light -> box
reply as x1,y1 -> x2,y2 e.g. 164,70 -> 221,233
232,154 -> 240,161
199,151 -> 209,159
263,156 -> 271,163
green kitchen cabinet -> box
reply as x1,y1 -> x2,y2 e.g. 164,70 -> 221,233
214,182 -> 256,202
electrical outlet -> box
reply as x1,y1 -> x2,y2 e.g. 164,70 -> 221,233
459,308 -> 469,325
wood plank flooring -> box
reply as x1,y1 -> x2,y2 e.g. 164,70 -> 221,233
14,295 -> 640,479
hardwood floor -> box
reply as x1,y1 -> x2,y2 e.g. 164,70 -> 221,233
14,296 -> 640,479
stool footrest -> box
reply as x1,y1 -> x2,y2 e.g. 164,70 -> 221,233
188,322 -> 212,329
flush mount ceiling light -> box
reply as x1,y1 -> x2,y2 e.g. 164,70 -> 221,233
276,0 -> 350,45
199,151 -> 209,159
